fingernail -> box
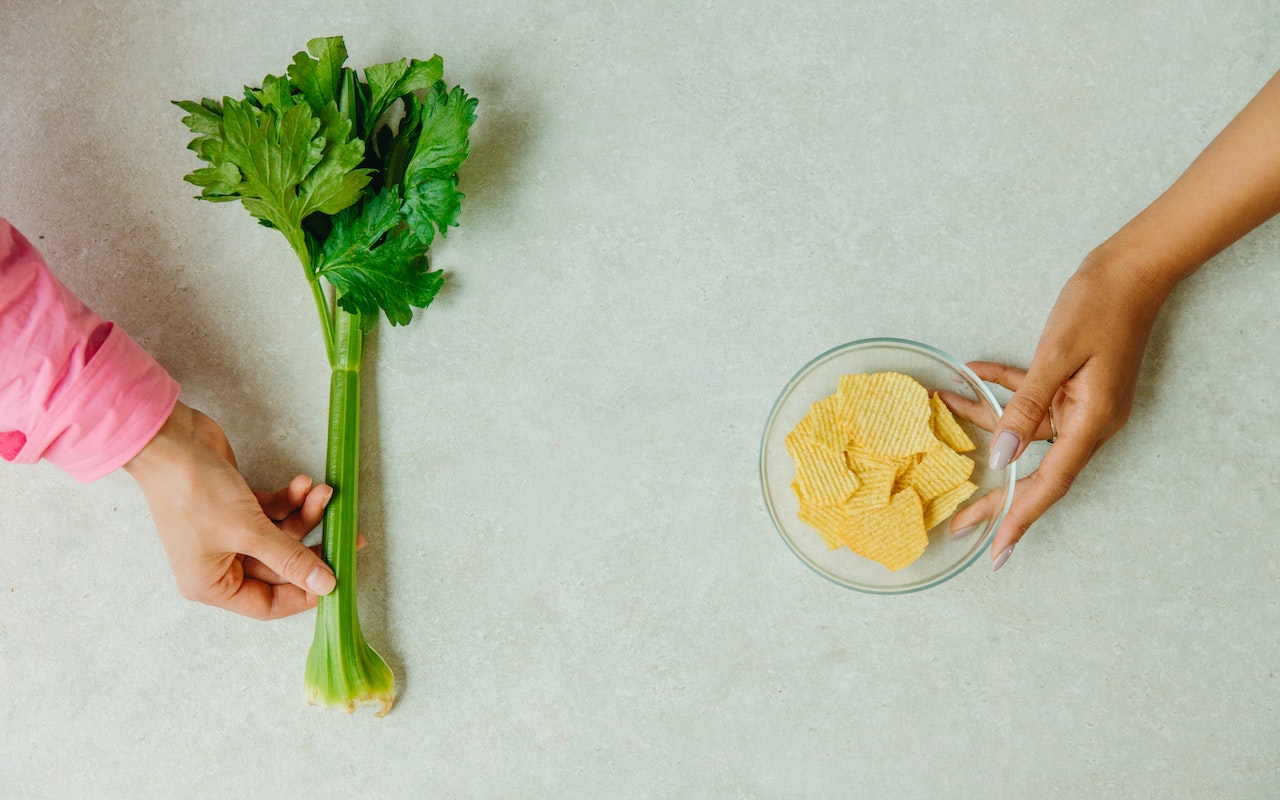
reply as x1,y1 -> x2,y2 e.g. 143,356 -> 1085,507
989,430 -> 1019,471
992,545 -> 1015,572
317,485 -> 334,504
307,566 -> 337,595
950,523 -> 980,541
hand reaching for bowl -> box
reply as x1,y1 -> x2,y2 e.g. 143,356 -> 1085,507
939,255 -> 1169,569
945,68 -> 1280,569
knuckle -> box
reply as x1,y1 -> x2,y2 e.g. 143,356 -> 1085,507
202,570 -> 240,605
244,604 -> 273,622
1086,394 -> 1119,419
992,362 -> 1019,383
275,545 -> 315,584
1008,515 -> 1034,542
178,577 -> 222,606
1036,340 -> 1073,371
1003,394 -> 1047,432
1040,468 -> 1078,501
997,509 -> 1035,546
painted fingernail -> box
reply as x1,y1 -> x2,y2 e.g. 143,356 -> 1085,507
992,545 -> 1015,572
950,524 -> 980,541
307,566 -> 337,595
989,430 -> 1019,471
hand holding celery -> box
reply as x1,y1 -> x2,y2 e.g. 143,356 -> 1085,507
175,36 -> 476,715
126,402 -> 336,619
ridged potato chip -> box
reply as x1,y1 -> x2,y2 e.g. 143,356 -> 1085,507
839,463 -> 896,512
786,436 -> 860,505
838,488 -> 928,571
805,394 -> 847,453
895,444 -> 974,503
923,479 -> 979,532
837,372 -> 936,457
785,371 -> 979,571
794,483 -> 848,548
929,392 -> 975,453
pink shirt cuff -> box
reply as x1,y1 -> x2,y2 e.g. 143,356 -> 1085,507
13,322 -> 180,481
1,219 -> 180,482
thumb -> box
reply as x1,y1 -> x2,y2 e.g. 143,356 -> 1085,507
247,524 -> 337,596
988,361 -> 1070,471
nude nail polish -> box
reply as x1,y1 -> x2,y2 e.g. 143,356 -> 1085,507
950,524 -> 979,541
992,545 -> 1014,572
989,430 -> 1019,471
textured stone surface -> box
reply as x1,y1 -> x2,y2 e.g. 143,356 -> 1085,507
2,2 -> 1278,797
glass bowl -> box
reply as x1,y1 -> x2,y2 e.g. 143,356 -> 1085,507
759,338 -> 1015,594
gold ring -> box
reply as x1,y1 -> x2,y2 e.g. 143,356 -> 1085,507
1046,406 -> 1058,444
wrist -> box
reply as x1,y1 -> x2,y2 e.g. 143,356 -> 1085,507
124,401 -> 197,483
1079,241 -> 1179,321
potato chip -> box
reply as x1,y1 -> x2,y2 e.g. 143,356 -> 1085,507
895,445 -> 974,503
929,392 -> 975,453
836,372 -> 936,457
794,482 -> 847,548
888,451 -> 930,494
805,394 -> 848,453
839,463 -> 896,512
788,395 -> 850,455
838,488 -> 927,571
788,414 -> 816,446
785,370 -> 981,571
787,437 -> 860,505
845,445 -> 915,475
922,480 -> 979,531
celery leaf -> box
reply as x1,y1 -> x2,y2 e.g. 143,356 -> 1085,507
175,35 -> 468,323
363,55 -> 443,134
287,36 -> 349,114
176,91 -> 369,236
400,83 -> 477,243
313,187 -> 443,325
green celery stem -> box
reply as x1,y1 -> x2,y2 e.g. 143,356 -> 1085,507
305,307 -> 394,715
325,308 -> 362,609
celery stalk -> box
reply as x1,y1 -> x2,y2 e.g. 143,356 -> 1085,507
175,36 -> 475,715
304,307 -> 394,715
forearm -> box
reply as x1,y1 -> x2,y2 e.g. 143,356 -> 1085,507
1092,70 -> 1280,295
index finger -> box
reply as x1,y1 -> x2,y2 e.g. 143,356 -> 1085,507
989,364 -> 1077,471
254,474 -> 314,522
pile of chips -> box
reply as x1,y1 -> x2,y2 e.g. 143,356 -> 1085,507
785,371 -> 979,571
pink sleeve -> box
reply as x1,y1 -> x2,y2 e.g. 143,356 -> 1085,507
0,218 -> 180,482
